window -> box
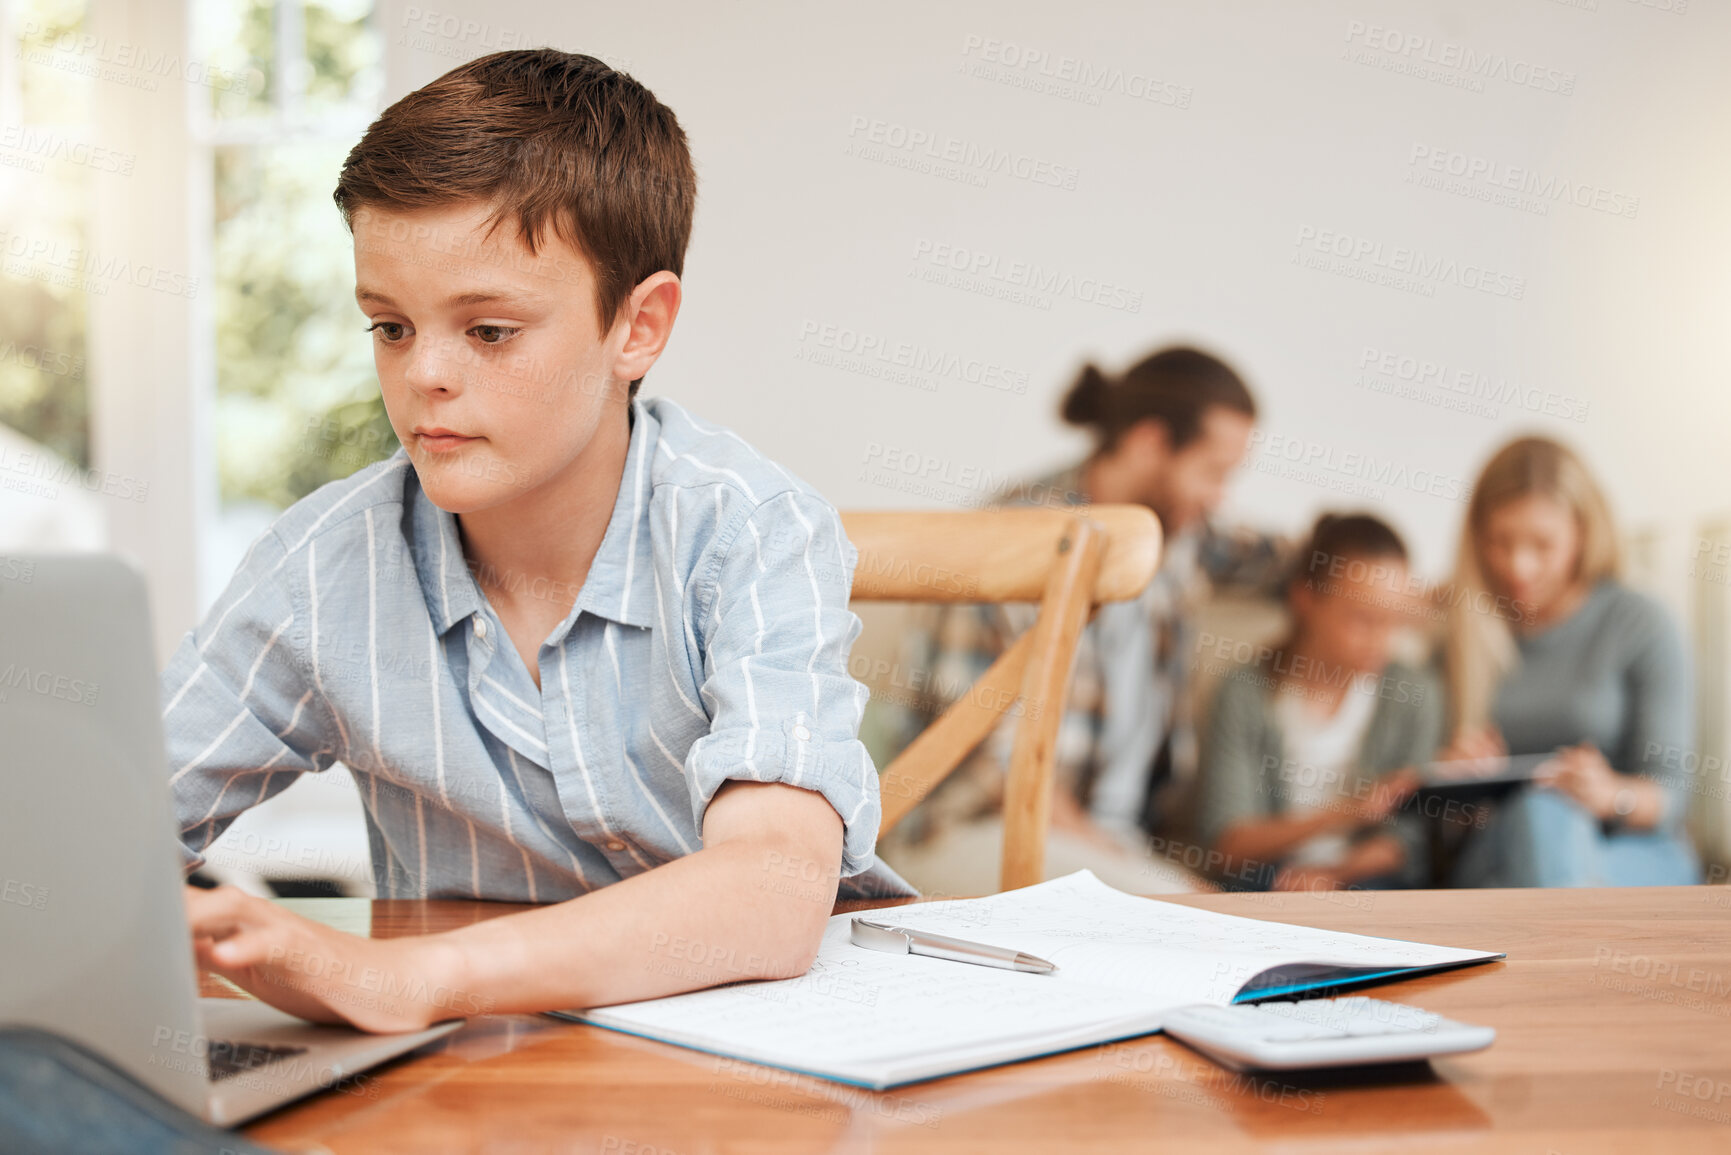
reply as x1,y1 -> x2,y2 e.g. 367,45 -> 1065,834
0,0 -> 97,470
195,0 -> 392,520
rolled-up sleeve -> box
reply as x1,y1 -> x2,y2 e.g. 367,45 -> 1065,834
683,489 -> 882,876
160,528 -> 328,873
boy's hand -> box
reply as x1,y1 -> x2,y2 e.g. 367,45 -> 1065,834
1339,767 -> 1419,827
185,885 -> 475,1032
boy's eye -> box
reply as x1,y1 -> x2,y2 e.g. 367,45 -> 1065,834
365,321 -> 407,343
470,325 -> 521,345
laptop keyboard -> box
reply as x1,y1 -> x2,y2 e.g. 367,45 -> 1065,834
206,1040 -> 309,1082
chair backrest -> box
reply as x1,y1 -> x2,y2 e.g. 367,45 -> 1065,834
841,506 -> 1162,892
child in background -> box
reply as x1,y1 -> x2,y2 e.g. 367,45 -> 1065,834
1198,514 -> 1440,891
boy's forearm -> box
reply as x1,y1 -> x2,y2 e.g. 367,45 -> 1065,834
431,821 -> 841,1014
1216,810 -> 1339,866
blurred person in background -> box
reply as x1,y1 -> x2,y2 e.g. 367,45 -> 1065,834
1439,436 -> 1700,887
877,346 -> 1291,895
1197,513 -> 1439,893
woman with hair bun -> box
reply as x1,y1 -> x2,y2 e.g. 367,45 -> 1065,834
878,346 -> 1291,896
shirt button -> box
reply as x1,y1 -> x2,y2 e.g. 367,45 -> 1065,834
606,840 -> 625,852
792,724 -> 812,742
474,617 -> 488,641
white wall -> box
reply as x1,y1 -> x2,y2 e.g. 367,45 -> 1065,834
380,0 -> 1731,584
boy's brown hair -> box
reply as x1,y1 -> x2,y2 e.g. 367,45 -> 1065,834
333,48 -> 698,398
1297,512 -> 1408,585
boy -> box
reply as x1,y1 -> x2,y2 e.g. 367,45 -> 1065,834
166,48 -> 911,1033
1197,514 -> 1438,891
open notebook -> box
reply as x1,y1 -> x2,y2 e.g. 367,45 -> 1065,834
550,870 -> 1502,1089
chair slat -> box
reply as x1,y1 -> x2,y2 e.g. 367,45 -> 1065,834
999,521 -> 1107,891
876,632 -> 1034,832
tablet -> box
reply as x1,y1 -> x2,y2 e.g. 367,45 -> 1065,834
1414,751 -> 1557,790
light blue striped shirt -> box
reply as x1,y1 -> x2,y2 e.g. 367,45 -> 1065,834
161,396 -> 914,901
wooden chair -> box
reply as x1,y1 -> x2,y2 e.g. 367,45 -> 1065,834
841,506 -> 1163,892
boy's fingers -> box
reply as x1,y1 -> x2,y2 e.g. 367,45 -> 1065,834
185,889 -> 241,938
210,929 -> 278,970
185,884 -> 273,940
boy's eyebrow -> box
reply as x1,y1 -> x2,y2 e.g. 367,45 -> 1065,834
354,286 -> 542,309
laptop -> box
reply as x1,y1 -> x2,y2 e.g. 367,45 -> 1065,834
0,554 -> 461,1125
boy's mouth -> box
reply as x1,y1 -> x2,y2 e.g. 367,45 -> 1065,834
414,427 -> 481,454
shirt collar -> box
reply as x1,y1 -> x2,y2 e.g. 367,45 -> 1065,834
409,397 -> 661,638
564,396 -> 659,632
409,467 -> 485,638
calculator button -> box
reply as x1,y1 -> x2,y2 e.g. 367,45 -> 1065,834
1268,1001 -> 1349,1028
1342,1015 -> 1416,1036
1222,1006 -> 1345,1040
1353,1004 -> 1439,1035
1252,1017 -> 1346,1042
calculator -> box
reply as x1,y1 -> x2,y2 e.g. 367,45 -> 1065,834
1160,996 -> 1495,1071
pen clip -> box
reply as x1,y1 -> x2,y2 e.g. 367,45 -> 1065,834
850,918 -> 913,955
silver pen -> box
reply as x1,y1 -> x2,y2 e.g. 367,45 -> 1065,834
850,918 -> 1058,974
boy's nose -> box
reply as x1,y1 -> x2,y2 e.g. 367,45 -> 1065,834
404,334 -> 466,396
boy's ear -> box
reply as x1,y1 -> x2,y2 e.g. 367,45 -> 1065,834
611,271 -> 682,386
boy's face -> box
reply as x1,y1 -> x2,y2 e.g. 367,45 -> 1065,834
1291,556 -> 1412,675
351,200 -> 638,515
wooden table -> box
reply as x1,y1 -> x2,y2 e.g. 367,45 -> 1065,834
224,887 -> 1731,1154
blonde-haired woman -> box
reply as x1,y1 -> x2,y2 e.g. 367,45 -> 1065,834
1441,436 -> 1699,886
